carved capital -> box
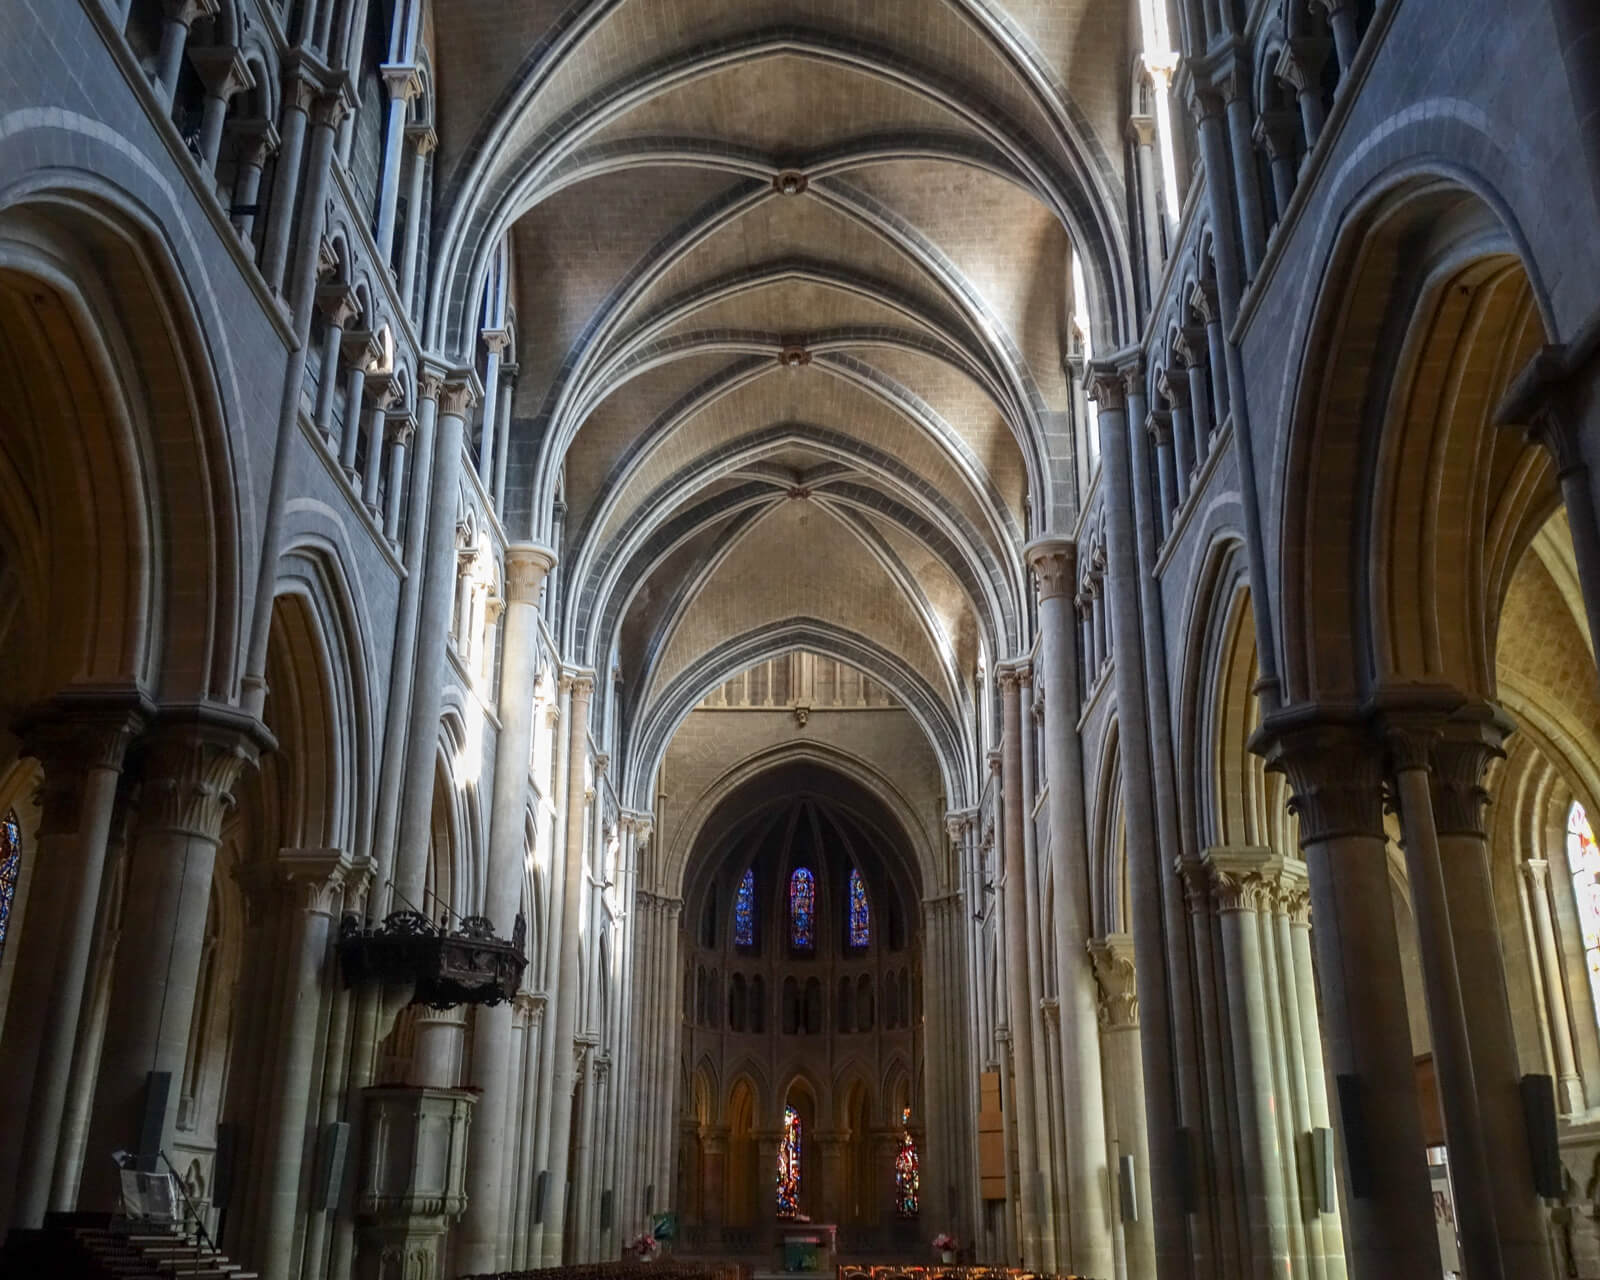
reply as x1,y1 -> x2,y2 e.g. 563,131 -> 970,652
380,62 -> 423,103
1088,933 -> 1138,1029
340,328 -> 386,374
1253,109 -> 1301,160
384,415 -> 416,447
1203,846 -> 1309,919
279,847 -> 354,917
1088,363 -> 1127,411
188,45 -> 253,99
1127,113 -> 1157,147
1157,364 -> 1190,407
405,123 -> 439,157
1188,279 -> 1221,327
1523,857 -> 1551,889
134,710 -> 264,842
316,281 -> 361,329
417,361 -> 448,404
437,378 -> 478,420
1260,720 -> 1386,845
1431,711 -> 1510,838
504,544 -> 558,604
228,117 -> 279,167
1025,537 -> 1076,602
1145,409 -> 1173,444
1276,38 -> 1332,95
996,665 -> 1022,695
481,328 -> 512,357
566,670 -> 597,702
22,698 -> 147,836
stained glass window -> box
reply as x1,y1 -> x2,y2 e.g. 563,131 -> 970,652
848,868 -> 870,948
777,1104 -> 802,1217
789,867 -> 815,951
734,868 -> 755,949
1567,802 -> 1600,1032
0,809 -> 18,966
895,1106 -> 919,1217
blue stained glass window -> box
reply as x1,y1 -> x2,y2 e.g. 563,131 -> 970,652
895,1106 -> 920,1217
848,868 -> 870,948
734,868 -> 755,948
0,809 -> 18,966
777,1104 -> 802,1217
789,868 -> 815,951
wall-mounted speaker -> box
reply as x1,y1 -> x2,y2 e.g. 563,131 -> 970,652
212,1123 -> 236,1211
534,1170 -> 548,1223
1118,1154 -> 1138,1223
139,1072 -> 172,1173
315,1121 -> 351,1211
1174,1127 -> 1198,1214
1335,1075 -> 1372,1198
1521,1074 -> 1563,1198
1312,1127 -> 1336,1213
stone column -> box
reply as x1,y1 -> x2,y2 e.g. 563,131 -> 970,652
373,64 -> 421,267
1191,279 -> 1230,423
368,369 -> 440,910
476,331 -> 509,498
1159,365 -> 1194,500
1023,539 -> 1115,1278
337,331 -> 380,479
1311,0 -> 1361,75
1090,370 -> 1187,1277
381,415 -> 413,544
541,672 -> 595,1265
458,544 -> 557,1275
260,60 -> 318,295
1433,717 -> 1555,1280
80,711 -> 261,1211
1128,114 -> 1166,300
1524,859 -> 1586,1113
259,850 -> 353,1280
361,374 -> 398,514
493,361 -> 518,515
1276,42 -> 1328,152
227,118 -> 278,251
1253,110 -> 1301,221
1263,723 -> 1440,1278
1089,935 -> 1155,1280
1,707 -> 142,1227
1177,327 -> 1213,465
1385,723 -> 1502,1280
1146,411 -> 1178,534
1202,849 -> 1295,1278
154,0 -> 216,112
1215,59 -> 1268,278
312,284 -> 359,445
393,374 -> 477,912
187,46 -> 251,176
1551,0 -> 1600,215
397,124 -> 436,313
997,665 -> 1045,1268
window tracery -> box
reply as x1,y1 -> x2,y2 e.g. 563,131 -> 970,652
0,809 -> 19,965
776,1103 -> 801,1218
789,867 -> 815,951
1566,801 -> 1600,1031
848,867 -> 870,948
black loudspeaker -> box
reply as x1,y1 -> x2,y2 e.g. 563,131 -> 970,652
1312,1127 -> 1336,1213
1174,1128 -> 1198,1214
1335,1075 -> 1372,1198
212,1123 -> 236,1211
139,1071 -> 172,1172
600,1190 -> 613,1231
1521,1073 -> 1563,1198
533,1170 -> 548,1223
643,1181 -> 654,1216
315,1121 -> 351,1211
1118,1153 -> 1138,1223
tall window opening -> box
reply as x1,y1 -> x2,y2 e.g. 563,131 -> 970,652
895,1106 -> 919,1217
734,867 -> 756,949
0,809 -> 19,965
1567,801 -> 1600,1030
777,1104 -> 802,1217
848,867 -> 870,948
789,867 -> 815,951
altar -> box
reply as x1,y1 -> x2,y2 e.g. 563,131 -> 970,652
771,1222 -> 837,1273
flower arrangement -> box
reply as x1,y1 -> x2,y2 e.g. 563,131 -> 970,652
627,1231 -> 661,1261
932,1233 -> 959,1262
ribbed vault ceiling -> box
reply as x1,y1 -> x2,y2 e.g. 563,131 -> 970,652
429,0 -> 1137,803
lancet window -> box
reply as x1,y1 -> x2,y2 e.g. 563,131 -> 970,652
734,867 -> 755,949
848,867 -> 870,948
1567,801 -> 1600,1031
0,809 -> 18,964
776,1104 -> 802,1217
789,867 -> 815,952
895,1106 -> 919,1217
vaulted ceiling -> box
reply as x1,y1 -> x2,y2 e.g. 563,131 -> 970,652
426,0 -> 1141,804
